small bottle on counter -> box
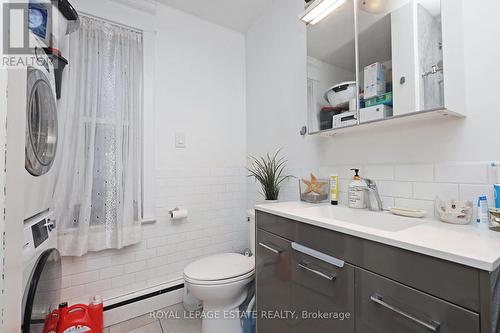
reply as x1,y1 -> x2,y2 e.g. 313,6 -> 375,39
330,174 -> 339,205
348,169 -> 367,209
477,195 -> 489,227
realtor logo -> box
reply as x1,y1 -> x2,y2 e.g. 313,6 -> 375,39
2,1 -> 53,67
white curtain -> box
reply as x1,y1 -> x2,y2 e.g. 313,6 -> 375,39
55,16 -> 143,256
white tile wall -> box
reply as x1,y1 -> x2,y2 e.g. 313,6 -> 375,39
395,164 -> 434,182
248,162 -> 499,211
435,163 -> 490,184
62,161 -> 499,305
365,165 -> 395,181
317,161 -> 499,213
413,182 -> 459,201
61,166 -> 248,305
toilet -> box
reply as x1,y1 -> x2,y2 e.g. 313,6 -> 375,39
183,210 -> 256,333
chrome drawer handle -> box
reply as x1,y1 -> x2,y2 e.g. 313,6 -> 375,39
370,294 -> 441,331
258,242 -> 282,254
291,242 -> 344,268
298,262 -> 336,281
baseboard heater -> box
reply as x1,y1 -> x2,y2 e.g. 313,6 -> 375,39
103,283 -> 184,311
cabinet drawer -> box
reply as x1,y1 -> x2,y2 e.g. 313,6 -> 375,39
256,229 -> 292,332
296,221 -> 480,311
355,268 -> 480,333
257,211 -> 296,241
291,243 -> 355,332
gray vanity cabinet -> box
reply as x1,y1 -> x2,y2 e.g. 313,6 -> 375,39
355,268 -> 480,333
291,248 -> 355,332
256,229 -> 293,332
256,211 -> 496,333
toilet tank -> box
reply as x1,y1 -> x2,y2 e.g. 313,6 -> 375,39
247,209 -> 256,255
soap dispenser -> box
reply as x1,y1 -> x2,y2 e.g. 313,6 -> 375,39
348,168 -> 367,209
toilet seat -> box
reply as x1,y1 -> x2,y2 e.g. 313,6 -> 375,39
184,253 -> 255,285
184,269 -> 254,286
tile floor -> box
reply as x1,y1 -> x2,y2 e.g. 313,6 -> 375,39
104,303 -> 201,333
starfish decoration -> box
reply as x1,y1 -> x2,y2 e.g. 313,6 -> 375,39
302,173 -> 328,195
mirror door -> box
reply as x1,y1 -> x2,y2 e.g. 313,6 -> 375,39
305,0 -> 448,133
306,0 -> 357,133
357,0 -> 443,122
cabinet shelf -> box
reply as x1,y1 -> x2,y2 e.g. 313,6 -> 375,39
310,108 -> 464,137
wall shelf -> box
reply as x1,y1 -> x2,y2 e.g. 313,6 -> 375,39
310,108 -> 465,137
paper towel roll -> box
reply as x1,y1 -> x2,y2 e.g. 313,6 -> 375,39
170,209 -> 188,220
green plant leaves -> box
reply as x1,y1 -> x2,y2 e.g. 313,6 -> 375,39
247,149 -> 292,200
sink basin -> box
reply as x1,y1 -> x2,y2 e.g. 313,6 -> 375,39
296,205 -> 425,232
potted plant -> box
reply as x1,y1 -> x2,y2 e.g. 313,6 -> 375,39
247,150 -> 292,202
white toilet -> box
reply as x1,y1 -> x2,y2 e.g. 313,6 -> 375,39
183,210 -> 256,333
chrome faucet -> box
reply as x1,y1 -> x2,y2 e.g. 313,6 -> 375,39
364,179 -> 383,211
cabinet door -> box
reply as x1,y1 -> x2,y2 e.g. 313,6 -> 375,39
290,243 -> 355,333
256,229 -> 292,333
306,0 -> 357,133
355,268 -> 480,333
357,0 -> 446,116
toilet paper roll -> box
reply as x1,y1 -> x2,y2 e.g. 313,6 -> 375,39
170,209 -> 188,220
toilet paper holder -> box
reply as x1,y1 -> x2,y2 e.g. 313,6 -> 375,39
169,207 -> 180,216
169,207 -> 188,220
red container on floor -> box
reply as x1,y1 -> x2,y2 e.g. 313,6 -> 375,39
57,296 -> 103,333
43,309 -> 59,333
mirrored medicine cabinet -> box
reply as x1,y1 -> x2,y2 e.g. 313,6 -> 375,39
305,0 -> 466,136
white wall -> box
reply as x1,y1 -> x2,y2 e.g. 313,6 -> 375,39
3,69 -> 27,333
246,0 -> 325,206
246,0 -> 500,209
0,3 -> 4,325
0,0 -> 6,318
60,0 -> 247,305
154,5 -> 246,170
0,69 -> 6,333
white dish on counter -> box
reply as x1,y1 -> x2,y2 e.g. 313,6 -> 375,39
390,207 -> 427,218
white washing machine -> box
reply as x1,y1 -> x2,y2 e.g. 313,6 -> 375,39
24,34 -> 59,220
22,210 -> 61,333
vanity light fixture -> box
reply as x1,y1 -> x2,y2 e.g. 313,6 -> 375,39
300,0 -> 347,25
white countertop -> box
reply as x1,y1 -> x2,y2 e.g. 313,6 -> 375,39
255,201 -> 500,271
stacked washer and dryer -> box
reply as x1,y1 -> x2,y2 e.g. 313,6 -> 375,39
22,31 -> 62,333
21,1 -> 79,332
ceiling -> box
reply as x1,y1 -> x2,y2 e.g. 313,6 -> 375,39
154,0 -> 272,32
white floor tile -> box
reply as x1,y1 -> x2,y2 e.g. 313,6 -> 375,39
108,313 -> 158,333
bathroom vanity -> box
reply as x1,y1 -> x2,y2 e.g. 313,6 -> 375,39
255,203 -> 500,333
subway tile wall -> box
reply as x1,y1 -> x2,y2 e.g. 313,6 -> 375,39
248,162 -> 500,215
60,166 -> 249,305
317,162 -> 500,213
63,162 -> 499,304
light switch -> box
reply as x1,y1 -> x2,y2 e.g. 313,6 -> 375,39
175,132 -> 186,148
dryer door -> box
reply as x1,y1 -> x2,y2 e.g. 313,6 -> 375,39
22,248 -> 61,333
26,67 -> 58,176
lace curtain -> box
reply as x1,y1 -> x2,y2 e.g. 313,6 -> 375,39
54,16 -> 143,256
